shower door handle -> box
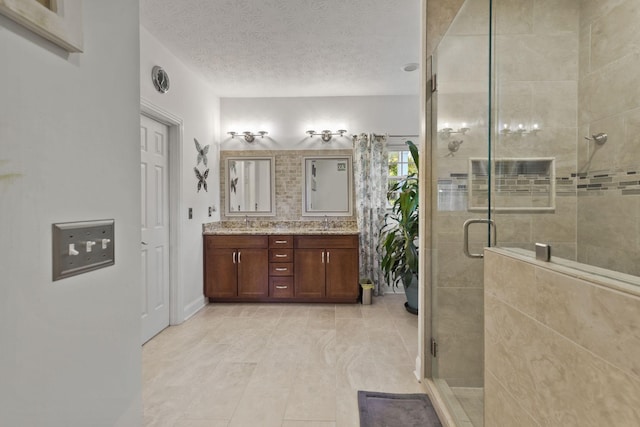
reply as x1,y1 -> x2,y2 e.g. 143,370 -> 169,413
463,219 -> 496,259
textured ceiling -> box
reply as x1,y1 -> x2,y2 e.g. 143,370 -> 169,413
140,0 -> 422,97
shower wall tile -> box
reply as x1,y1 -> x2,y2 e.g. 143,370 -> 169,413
578,19 -> 591,77
577,193 -> 640,275
426,0 -> 465,56
579,52 -> 640,123
495,81 -> 532,127
533,0 -> 579,35
536,268 -> 640,378
495,34 -> 578,82
531,198 -> 576,242
484,250 -> 537,318
577,193 -> 639,253
437,90 -> 488,129
494,0 -> 534,35
622,109 -> 640,170
493,215 -> 532,243
445,0 -> 489,36
436,287 -> 484,385
580,0 -> 627,26
485,250 -> 640,427
436,242 -> 484,288
531,81 -> 578,129
484,372 -> 541,427
578,0 -> 640,279
436,35 -> 488,83
580,244 -> 640,277
590,0 -> 640,73
493,127 -> 577,175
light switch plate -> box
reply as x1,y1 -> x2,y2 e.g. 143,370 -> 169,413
52,219 -> 115,281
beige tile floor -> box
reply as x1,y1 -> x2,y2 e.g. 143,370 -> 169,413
143,294 -> 424,427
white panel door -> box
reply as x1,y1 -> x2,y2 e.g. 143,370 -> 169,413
140,114 -> 170,343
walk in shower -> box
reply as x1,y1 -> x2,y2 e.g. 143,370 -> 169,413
429,0 -> 640,424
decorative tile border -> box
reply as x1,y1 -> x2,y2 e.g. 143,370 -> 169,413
438,167 -> 640,210
573,169 -> 640,196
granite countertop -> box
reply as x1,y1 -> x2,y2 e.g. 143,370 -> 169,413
203,228 -> 359,235
202,220 -> 359,236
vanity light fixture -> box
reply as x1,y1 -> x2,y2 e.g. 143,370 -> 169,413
227,131 -> 268,143
305,129 -> 348,142
501,123 -> 540,136
438,122 -> 470,137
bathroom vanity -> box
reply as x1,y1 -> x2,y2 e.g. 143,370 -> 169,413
203,230 -> 359,303
208,149 -> 359,303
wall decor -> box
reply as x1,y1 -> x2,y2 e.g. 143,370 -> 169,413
194,167 -> 209,193
194,138 -> 209,167
0,0 -> 83,52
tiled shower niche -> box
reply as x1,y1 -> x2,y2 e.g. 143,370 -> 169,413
468,158 -> 556,212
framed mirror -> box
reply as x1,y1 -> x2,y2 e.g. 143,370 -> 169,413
302,156 -> 353,216
225,157 -> 276,216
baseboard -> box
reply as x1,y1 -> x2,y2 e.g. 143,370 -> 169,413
183,295 -> 206,321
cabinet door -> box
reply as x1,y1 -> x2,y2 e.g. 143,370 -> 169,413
294,248 -> 325,298
325,248 -> 359,299
205,248 -> 237,298
237,248 -> 268,298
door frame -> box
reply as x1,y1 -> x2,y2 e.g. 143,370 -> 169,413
140,97 -> 184,326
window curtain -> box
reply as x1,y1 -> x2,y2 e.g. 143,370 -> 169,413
352,133 -> 388,296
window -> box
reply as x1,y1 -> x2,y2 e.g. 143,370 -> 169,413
387,139 -> 418,205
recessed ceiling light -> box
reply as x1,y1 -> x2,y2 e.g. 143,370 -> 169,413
402,63 -> 419,72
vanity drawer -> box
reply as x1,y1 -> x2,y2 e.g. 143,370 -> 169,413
269,235 -> 293,248
269,249 -> 293,262
269,263 -> 293,276
269,277 -> 294,298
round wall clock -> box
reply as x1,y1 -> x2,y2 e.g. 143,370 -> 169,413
151,66 -> 170,93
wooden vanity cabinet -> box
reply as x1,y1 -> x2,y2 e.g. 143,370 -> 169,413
204,233 -> 358,302
204,235 -> 268,299
294,235 -> 359,301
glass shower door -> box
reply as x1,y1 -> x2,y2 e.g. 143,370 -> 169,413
430,0 -> 491,425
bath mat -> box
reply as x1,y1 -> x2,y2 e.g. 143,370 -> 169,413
358,390 -> 443,427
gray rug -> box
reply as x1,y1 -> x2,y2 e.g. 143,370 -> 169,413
358,391 -> 443,427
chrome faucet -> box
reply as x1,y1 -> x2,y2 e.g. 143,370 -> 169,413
244,215 -> 249,228
324,215 -> 329,230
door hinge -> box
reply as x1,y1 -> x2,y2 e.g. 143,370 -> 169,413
430,338 -> 438,358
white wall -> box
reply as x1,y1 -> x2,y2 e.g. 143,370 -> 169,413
220,95 -> 420,150
140,27 -> 221,319
0,2 -> 141,426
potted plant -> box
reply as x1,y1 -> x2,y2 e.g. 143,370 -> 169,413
379,140 -> 419,314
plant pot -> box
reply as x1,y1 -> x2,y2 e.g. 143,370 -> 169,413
403,275 -> 419,315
